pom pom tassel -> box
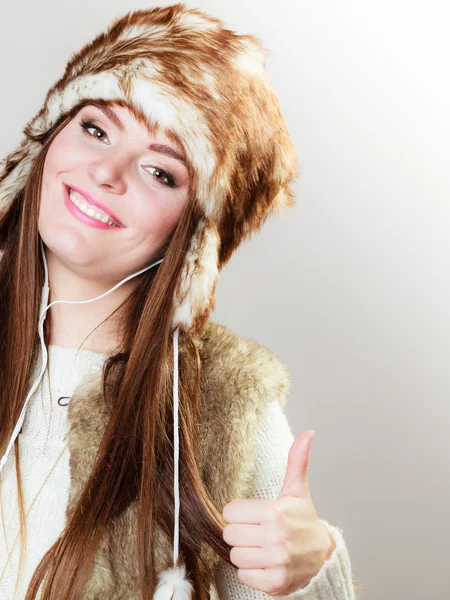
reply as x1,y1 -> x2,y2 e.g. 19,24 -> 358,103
153,328 -> 193,598
154,563 -> 193,599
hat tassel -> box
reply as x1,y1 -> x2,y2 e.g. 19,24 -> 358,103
154,328 -> 194,599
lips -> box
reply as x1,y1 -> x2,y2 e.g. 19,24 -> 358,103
65,184 -> 125,227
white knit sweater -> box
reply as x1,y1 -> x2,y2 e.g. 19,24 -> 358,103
0,346 -> 355,600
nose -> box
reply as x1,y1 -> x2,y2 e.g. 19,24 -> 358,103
87,154 -> 127,194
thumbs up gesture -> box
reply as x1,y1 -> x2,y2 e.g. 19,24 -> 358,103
222,430 -> 336,595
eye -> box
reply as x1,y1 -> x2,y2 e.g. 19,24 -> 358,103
79,118 -> 178,189
80,119 -> 110,144
143,166 -> 177,188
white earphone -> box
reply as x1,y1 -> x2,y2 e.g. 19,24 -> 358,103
0,240 -> 163,472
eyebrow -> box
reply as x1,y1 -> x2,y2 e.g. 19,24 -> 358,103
94,104 -> 188,167
148,144 -> 188,167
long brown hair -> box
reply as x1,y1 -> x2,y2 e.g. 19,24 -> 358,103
0,107 -> 233,598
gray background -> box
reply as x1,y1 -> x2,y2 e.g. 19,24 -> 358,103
1,1 -> 448,598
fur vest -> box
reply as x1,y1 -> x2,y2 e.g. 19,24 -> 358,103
65,320 -> 291,598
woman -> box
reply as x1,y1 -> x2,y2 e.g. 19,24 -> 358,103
0,4 -> 360,599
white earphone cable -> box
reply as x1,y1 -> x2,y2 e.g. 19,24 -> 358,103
0,241 -> 163,472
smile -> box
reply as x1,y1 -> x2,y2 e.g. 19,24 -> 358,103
63,184 -> 124,230
69,188 -> 119,226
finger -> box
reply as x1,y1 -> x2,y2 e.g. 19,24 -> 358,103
238,566 -> 287,595
223,522 -> 270,547
279,430 -> 314,500
230,545 -> 287,570
222,498 -> 274,524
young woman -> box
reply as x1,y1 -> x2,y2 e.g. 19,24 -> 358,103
0,4 -> 360,599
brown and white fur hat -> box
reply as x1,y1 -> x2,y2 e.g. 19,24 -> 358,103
0,3 -> 299,597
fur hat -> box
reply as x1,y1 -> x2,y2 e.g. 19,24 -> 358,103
0,2 -> 298,336
0,4 -> 298,597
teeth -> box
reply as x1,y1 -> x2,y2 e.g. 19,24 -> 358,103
68,188 -> 118,226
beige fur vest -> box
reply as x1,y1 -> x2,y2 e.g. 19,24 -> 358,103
64,321 -> 291,598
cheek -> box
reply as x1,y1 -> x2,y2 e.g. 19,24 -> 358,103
41,138 -> 72,199
135,195 -> 187,243
41,147 -> 59,195
42,122 -> 92,184
39,149 -> 61,218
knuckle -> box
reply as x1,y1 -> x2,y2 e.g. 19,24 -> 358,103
266,506 -> 279,522
275,497 -> 290,515
267,567 -> 288,595
269,528 -> 284,547
275,543 -> 290,567
274,546 -> 290,566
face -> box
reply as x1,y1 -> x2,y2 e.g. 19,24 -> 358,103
38,103 -> 190,282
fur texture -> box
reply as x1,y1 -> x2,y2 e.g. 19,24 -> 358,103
0,3 -> 299,336
154,565 -> 194,599
65,321 -> 291,598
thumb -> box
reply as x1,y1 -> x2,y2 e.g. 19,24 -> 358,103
278,429 -> 315,499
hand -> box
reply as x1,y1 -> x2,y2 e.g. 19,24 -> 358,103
222,430 -> 335,596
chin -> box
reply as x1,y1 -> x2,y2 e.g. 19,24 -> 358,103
39,224 -> 96,270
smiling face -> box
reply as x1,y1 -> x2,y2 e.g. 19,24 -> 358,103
38,102 -> 190,282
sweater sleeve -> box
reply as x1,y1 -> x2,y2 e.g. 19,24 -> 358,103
212,400 -> 356,600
